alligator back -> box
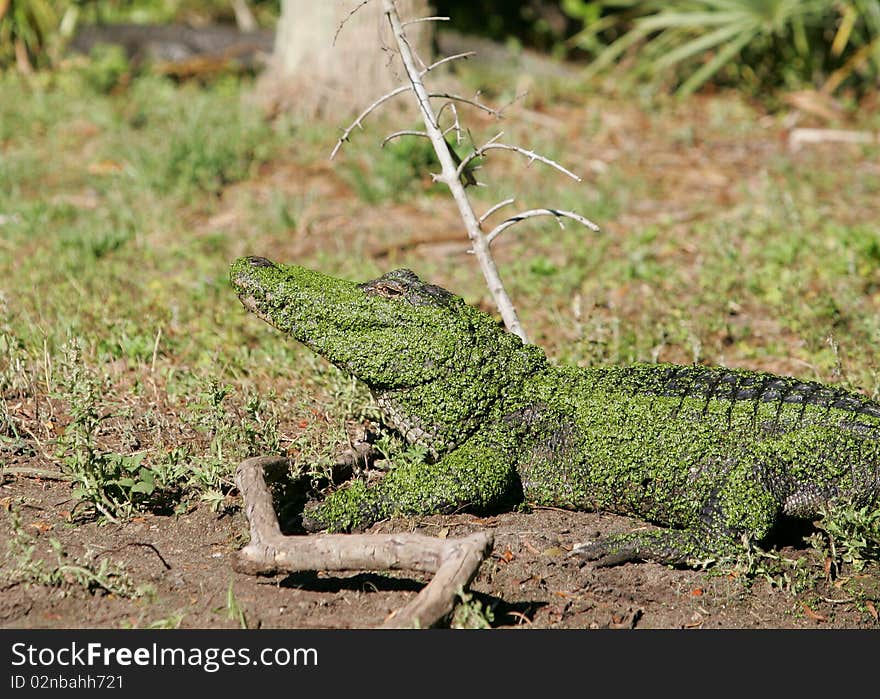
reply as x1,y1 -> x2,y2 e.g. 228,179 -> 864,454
604,363 -> 880,432
515,363 -> 880,527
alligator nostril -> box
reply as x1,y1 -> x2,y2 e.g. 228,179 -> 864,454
247,256 -> 275,268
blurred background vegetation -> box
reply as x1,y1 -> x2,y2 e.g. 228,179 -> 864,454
3,1 -> 879,98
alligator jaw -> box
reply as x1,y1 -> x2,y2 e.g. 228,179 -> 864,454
237,293 -> 258,314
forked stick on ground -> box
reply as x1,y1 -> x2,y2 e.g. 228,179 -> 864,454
233,456 -> 494,629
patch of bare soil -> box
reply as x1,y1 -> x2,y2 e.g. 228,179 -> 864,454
2,477 -> 875,629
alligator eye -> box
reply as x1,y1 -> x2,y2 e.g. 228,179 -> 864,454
374,281 -> 407,298
247,256 -> 275,268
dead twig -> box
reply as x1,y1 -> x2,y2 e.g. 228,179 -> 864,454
402,16 -> 449,27
1,466 -> 74,482
332,0 -> 373,46
233,456 -> 493,629
486,208 -> 600,244
426,92 -> 502,118
479,197 -> 516,224
456,135 -> 583,183
330,84 -> 413,160
382,129 -> 430,146
421,51 -> 475,74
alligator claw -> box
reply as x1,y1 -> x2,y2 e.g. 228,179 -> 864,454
570,540 -> 639,567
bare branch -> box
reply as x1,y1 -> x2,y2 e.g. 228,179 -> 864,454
438,102 -> 462,144
428,92 -> 502,118
382,129 -> 430,147
480,197 -> 516,224
379,0 -> 527,340
457,140 -> 582,183
403,16 -> 450,27
330,84 -> 412,159
453,131 -> 503,180
398,24 -> 428,73
231,0 -> 257,32
486,208 -> 601,244
498,90 -> 529,115
419,51 -> 476,76
333,0 -> 374,46
788,127 -> 878,152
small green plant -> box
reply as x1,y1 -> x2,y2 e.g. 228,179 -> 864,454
55,338 -> 122,519
730,505 -> 880,600
0,301 -> 32,398
450,589 -> 495,629
0,334 -> 30,453
148,95 -> 277,197
373,430 -> 430,471
732,544 -> 820,595
145,611 -> 186,629
120,611 -> 186,629
2,507 -> 144,597
184,378 -> 280,509
810,504 -> 880,574
224,579 -> 248,629
54,339 -> 168,520
80,42 -> 131,94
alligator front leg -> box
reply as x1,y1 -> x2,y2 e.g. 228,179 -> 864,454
302,432 -> 518,532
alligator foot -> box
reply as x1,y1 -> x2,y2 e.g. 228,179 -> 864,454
571,528 -> 738,568
570,538 -> 642,567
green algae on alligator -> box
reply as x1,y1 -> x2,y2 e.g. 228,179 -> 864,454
230,256 -> 880,567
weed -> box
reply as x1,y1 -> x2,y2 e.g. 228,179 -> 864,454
146,612 -> 186,629
810,505 -> 880,575
120,611 -> 187,630
728,506 -> 880,615
450,589 -> 495,629
2,507 -> 144,598
140,90 -> 278,198
183,378 -> 281,509
80,43 -> 131,94
0,0 -> 58,70
52,338 -> 174,521
0,299 -> 32,397
224,580 -> 248,629
372,430 -> 430,473
732,545 -> 820,596
568,1 -> 880,96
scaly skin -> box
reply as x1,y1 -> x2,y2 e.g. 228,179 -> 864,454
230,256 -> 880,566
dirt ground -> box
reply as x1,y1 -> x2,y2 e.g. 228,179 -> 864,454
2,474 -> 876,629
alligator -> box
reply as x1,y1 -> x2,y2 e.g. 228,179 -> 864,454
230,256 -> 880,566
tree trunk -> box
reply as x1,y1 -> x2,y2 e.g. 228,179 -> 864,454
261,0 -> 433,117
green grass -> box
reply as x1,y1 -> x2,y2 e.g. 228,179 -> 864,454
0,61 -> 878,544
